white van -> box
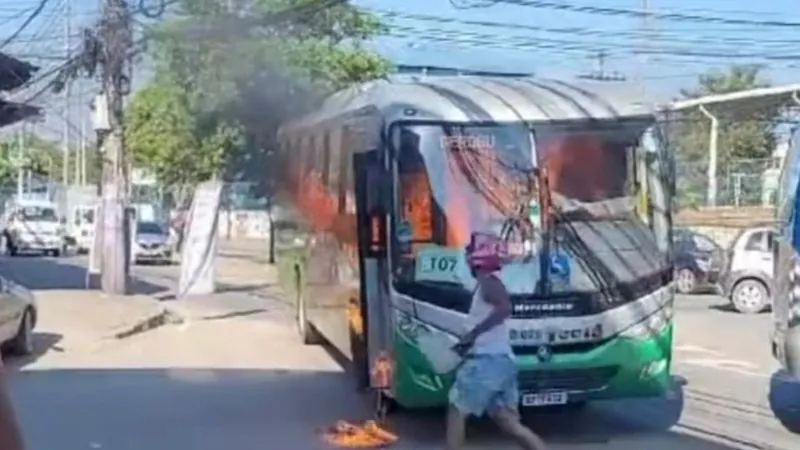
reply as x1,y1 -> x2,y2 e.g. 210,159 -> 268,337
71,204 -> 97,254
2,199 -> 66,256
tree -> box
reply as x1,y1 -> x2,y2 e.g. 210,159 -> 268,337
125,0 -> 391,200
0,133 -> 64,186
671,65 -> 781,208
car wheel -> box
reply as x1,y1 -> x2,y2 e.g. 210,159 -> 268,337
675,268 -> 697,294
730,278 -> 769,314
10,309 -> 34,356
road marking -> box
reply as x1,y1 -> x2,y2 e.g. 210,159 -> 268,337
674,344 -> 723,355
679,358 -> 771,379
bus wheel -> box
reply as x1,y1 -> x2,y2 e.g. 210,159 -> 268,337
295,266 -> 322,345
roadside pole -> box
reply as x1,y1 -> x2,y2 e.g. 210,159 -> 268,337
96,0 -> 133,295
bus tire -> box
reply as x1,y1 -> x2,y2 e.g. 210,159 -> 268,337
295,266 -> 322,345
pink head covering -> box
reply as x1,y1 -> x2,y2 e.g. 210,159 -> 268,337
465,232 -> 507,272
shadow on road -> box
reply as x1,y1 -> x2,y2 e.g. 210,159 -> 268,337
7,368 -> 744,450
0,256 -> 167,295
708,303 -> 773,315
769,370 -> 800,434
3,332 -> 62,370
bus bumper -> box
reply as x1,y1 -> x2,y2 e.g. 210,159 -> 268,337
515,323 -> 673,404
392,322 -> 673,409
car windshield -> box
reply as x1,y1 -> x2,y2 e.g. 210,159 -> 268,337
137,222 -> 163,235
19,206 -> 58,222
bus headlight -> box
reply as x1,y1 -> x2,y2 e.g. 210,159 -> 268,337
620,305 -> 672,340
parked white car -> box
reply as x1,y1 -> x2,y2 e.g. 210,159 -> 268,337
2,200 -> 66,256
718,226 -> 775,314
0,276 -> 37,356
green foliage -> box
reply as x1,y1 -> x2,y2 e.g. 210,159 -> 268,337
0,134 -> 65,185
672,65 -> 781,208
125,0 -> 392,191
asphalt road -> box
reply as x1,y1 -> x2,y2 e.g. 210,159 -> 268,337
1,253 -> 799,450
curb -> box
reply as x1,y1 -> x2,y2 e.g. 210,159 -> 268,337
111,308 -> 186,340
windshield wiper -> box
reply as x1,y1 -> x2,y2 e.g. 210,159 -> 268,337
547,207 -> 618,303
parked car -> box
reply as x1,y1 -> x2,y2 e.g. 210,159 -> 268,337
719,226 -> 775,314
0,276 -> 37,356
672,228 -> 725,294
133,221 -> 173,264
2,200 -> 66,257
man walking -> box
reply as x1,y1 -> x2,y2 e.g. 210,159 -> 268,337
447,232 -> 546,450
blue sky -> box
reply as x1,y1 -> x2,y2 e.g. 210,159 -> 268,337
2,0 -> 800,141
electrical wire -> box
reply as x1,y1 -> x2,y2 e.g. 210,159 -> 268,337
374,9 -> 800,50
487,0 -> 800,29
0,0 -> 51,49
385,26 -> 800,62
0,6 -> 36,27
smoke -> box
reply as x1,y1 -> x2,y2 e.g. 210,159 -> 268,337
153,2 -> 340,198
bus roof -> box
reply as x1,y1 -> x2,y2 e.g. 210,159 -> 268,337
281,76 -> 657,133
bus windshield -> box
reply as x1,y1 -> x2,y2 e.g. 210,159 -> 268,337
391,119 -> 671,303
536,119 -> 653,220
394,123 -> 534,246
392,123 -> 539,296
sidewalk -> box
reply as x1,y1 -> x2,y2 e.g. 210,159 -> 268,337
29,289 -> 177,358
162,238 -> 293,326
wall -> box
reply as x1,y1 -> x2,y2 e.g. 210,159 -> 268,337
217,210 -> 270,239
675,206 -> 774,247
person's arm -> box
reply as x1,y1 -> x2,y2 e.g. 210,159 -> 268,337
0,368 -> 24,450
462,275 -> 512,344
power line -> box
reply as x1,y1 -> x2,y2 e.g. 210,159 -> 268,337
487,0 -> 800,28
385,24 -> 800,61
0,0 -> 51,49
374,10 -> 800,52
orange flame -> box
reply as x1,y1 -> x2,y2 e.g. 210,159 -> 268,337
320,420 -> 399,448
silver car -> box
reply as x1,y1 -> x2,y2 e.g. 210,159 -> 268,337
133,221 -> 173,264
0,277 -> 36,356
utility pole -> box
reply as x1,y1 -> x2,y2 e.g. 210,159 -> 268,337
16,126 -> 24,199
638,0 -> 652,95
62,0 -> 72,187
96,0 -> 133,295
77,114 -> 84,185
576,50 -> 626,82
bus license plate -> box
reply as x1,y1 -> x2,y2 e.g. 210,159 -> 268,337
521,391 -> 568,407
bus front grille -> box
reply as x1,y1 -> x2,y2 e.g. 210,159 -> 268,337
517,366 -> 618,392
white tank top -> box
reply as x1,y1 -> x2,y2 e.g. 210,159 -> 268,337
466,276 -> 514,356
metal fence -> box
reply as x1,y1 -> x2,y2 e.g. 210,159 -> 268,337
675,156 -> 782,209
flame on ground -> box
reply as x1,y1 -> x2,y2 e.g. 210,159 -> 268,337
320,420 -> 399,448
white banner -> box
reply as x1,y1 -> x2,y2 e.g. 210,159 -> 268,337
178,181 -> 223,298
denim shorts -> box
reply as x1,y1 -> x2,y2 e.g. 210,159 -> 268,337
448,353 -> 519,417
